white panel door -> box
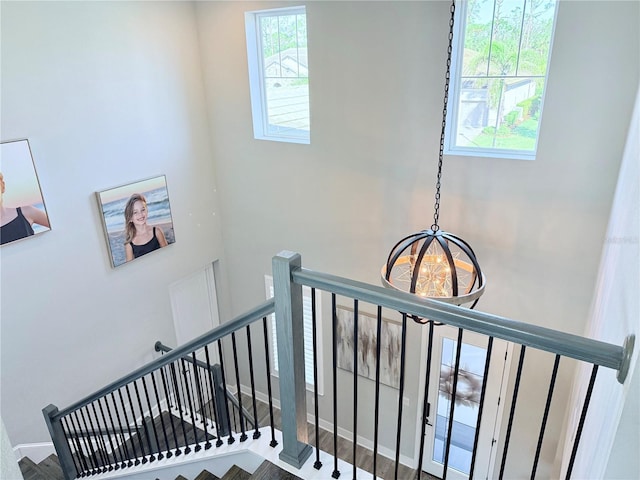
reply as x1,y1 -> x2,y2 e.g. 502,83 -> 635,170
169,263 -> 220,347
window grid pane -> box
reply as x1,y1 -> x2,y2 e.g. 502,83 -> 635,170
259,12 -> 309,139
449,0 -> 557,157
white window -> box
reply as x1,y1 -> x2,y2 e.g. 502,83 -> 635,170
445,0 -> 558,160
264,275 -> 323,394
245,7 -> 310,144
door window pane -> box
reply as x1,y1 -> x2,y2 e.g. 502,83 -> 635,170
433,338 -> 486,474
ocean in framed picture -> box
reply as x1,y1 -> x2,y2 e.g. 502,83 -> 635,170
97,176 -> 175,268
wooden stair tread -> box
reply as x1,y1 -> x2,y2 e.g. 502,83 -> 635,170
194,469 -> 221,480
36,454 -> 64,480
251,460 -> 302,480
19,455 -> 65,480
221,464 -> 251,480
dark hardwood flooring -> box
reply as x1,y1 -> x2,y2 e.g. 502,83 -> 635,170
225,393 -> 437,480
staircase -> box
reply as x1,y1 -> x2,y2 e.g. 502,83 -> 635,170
39,252 -> 635,480
19,454 -> 300,480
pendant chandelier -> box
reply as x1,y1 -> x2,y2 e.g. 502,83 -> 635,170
381,0 -> 485,311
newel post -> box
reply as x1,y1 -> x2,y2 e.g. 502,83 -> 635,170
272,251 -> 313,468
43,404 -> 77,480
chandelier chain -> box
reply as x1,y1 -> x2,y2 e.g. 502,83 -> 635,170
432,0 -> 456,232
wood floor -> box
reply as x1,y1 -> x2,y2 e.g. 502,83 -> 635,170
228,393 -> 438,480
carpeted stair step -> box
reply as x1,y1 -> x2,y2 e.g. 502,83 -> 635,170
221,464 -> 251,480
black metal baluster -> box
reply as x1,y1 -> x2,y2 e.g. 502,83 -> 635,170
312,288 -> 322,470
499,345 -> 527,480
142,376 -> 163,459
417,321 -> 435,480
186,363 -> 197,420
133,379 -> 156,462
197,366 -> 213,431
565,364 -> 599,480
177,361 -> 189,417
469,336 -> 494,479
230,332 -> 248,442
331,293 -> 340,479
62,416 -> 84,477
96,398 -> 119,470
245,325 -> 262,440
150,370 -> 172,458
166,359 -> 178,411
352,299 -> 359,480
101,397 -> 125,470
78,408 -> 100,474
443,329 -> 465,480
373,306 -> 383,480
126,383 -> 148,463
80,400 -> 105,470
204,345 -> 224,447
530,354 -> 560,479
109,392 -> 132,468
192,352 -> 212,449
180,358 -> 201,451
160,366 -> 181,456
118,387 -> 140,466
217,339 -> 235,444
68,412 -> 93,477
261,317 -> 278,447
70,412 -> 91,476
394,313 -> 408,480
88,401 -> 110,471
170,361 -> 191,454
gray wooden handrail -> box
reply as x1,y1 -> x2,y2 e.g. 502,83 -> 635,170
53,299 -> 275,420
291,267 -> 634,383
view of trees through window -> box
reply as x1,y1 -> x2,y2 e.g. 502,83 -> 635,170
259,11 -> 309,138
450,0 -> 557,156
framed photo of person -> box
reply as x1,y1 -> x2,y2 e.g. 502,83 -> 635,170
96,175 -> 175,268
1,139 -> 51,246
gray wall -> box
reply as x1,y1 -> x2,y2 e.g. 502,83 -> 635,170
195,0 -> 639,474
1,1 -> 227,446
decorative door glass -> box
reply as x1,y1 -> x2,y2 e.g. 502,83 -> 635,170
433,338 -> 487,474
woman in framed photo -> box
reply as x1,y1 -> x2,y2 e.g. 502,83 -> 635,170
123,193 -> 168,261
0,172 -> 50,245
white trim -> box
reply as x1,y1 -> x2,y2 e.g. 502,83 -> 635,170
13,442 -> 55,463
245,6 -> 310,144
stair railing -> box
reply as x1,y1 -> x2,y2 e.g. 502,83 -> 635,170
43,299 -> 277,480
154,341 -> 258,433
43,250 -> 635,480
273,250 -> 635,479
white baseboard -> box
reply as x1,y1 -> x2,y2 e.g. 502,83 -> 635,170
13,442 -> 55,464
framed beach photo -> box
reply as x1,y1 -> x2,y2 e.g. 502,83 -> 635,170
97,175 -> 175,268
1,139 -> 51,246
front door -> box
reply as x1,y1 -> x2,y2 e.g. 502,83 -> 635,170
421,325 -> 511,480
